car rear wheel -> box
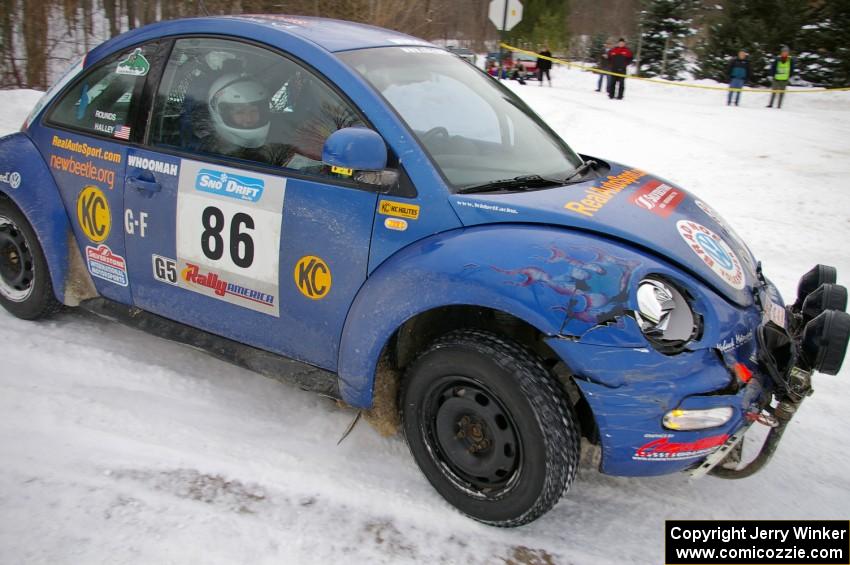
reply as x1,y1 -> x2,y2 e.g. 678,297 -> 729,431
0,199 -> 60,320
401,329 -> 579,527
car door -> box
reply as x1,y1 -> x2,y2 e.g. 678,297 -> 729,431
29,40 -> 168,305
123,37 -> 378,370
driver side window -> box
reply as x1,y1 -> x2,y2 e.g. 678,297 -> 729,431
149,37 -> 365,178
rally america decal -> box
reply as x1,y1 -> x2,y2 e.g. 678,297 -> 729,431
677,220 -> 745,290
633,434 -> 728,461
175,159 -> 285,317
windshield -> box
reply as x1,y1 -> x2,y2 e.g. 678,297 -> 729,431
339,47 -> 582,191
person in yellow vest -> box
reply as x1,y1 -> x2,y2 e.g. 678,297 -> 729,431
766,46 -> 794,109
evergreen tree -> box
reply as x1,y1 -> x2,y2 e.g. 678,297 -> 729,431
796,2 -> 850,87
588,32 -> 609,63
506,0 -> 569,52
638,0 -> 698,80
695,0 -> 808,86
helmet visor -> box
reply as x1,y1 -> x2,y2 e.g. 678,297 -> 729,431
217,100 -> 270,130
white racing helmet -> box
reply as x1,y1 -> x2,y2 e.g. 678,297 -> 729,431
208,74 -> 271,149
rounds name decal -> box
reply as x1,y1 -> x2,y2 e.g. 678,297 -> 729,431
77,185 -> 111,243
677,220 -> 745,290
294,255 -> 331,300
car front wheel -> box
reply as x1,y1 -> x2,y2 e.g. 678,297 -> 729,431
401,329 -> 579,527
0,199 -> 60,320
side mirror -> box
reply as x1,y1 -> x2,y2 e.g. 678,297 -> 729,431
322,127 -> 387,171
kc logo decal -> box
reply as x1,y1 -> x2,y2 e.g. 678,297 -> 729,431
294,255 -> 331,300
77,186 -> 110,242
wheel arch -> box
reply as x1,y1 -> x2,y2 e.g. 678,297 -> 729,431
359,303 -> 599,443
337,225 -> 604,439
0,133 -> 96,306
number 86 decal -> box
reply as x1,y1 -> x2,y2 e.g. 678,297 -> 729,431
201,205 -> 255,268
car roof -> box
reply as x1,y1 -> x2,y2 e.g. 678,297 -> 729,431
87,15 -> 437,64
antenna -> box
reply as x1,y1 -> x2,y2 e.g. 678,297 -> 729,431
197,0 -> 210,16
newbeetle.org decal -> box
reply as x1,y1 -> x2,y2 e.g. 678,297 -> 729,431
86,244 -> 128,287
633,434 -> 729,461
0,171 -> 21,189
175,159 -> 285,317
630,179 -> 684,217
677,220 -> 745,290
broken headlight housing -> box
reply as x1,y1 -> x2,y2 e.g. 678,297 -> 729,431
635,277 -> 698,353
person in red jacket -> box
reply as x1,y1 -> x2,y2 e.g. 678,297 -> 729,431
607,38 -> 633,100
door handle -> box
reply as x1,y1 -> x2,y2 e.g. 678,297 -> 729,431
127,176 -> 162,194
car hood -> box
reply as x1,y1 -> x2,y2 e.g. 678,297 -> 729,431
449,161 -> 758,307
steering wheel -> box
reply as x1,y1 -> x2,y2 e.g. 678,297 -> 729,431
421,126 -> 450,146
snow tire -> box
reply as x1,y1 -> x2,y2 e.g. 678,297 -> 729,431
0,199 -> 61,320
401,329 -> 579,527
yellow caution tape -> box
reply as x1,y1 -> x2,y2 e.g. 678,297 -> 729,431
500,43 -> 850,94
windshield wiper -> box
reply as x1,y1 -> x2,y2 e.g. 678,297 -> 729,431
563,159 -> 599,184
457,174 -> 563,194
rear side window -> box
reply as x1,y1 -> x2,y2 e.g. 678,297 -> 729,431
47,43 -> 163,140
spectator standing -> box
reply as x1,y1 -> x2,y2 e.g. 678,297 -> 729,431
596,42 -> 611,92
537,44 -> 553,87
767,46 -> 794,109
607,38 -> 633,100
726,50 -> 750,106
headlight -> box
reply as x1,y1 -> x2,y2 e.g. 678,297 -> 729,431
635,277 -> 697,352
663,407 -> 733,430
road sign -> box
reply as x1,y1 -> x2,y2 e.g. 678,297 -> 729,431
488,0 -> 523,31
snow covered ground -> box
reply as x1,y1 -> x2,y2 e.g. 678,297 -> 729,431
1,67 -> 849,564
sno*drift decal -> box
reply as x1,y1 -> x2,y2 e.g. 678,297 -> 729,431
630,180 -> 684,217
677,220 -> 745,290
86,245 -> 128,287
563,168 -> 646,217
195,169 -> 264,202
633,434 -> 728,461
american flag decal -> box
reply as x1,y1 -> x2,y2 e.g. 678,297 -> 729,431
113,125 -> 131,140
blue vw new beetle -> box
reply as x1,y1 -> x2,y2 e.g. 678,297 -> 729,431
0,15 -> 847,526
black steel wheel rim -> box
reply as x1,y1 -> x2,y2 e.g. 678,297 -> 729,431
420,375 -> 522,499
0,215 -> 34,302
